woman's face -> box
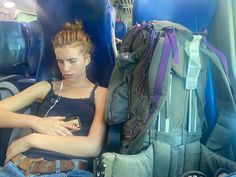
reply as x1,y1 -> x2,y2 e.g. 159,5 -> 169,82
54,45 -> 90,82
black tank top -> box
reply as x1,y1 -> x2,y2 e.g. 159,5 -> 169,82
24,81 -> 98,160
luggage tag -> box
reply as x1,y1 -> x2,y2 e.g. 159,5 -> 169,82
185,35 -> 202,132
185,35 -> 202,90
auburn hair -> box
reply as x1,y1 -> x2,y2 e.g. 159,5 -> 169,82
52,21 -> 94,54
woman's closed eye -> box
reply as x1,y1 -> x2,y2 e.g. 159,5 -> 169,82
57,59 -> 78,64
57,60 -> 64,64
69,59 -> 77,64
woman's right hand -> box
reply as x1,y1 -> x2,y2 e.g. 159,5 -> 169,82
31,116 -> 80,136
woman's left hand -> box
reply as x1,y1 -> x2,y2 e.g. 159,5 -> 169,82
5,134 -> 33,163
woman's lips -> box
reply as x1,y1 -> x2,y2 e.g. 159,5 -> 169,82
63,74 -> 74,78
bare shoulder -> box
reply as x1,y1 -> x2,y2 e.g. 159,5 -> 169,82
95,86 -> 107,97
19,81 -> 51,101
30,81 -> 51,89
24,80 -> 50,91
94,86 -> 107,103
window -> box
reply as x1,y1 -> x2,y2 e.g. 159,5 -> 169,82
16,11 -> 37,22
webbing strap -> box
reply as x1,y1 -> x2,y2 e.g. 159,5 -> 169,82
202,35 -> 229,79
167,28 -> 179,64
152,29 -> 177,105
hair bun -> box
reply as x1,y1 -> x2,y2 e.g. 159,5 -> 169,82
63,21 -> 83,31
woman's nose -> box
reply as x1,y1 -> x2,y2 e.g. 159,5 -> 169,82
63,62 -> 71,71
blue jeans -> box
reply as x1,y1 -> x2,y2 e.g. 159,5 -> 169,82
0,161 -> 93,177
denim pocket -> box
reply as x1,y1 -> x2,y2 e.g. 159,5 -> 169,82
66,169 -> 93,177
0,161 -> 25,177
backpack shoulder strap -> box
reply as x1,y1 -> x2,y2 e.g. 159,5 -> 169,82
127,28 -> 179,153
201,37 -> 235,108
202,35 -> 230,80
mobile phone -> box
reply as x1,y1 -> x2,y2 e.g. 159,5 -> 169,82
65,116 -> 82,129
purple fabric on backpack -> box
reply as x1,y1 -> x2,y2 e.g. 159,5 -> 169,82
152,29 -> 178,105
202,35 -> 229,79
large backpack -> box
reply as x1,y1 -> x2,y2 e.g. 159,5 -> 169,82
104,21 -> 236,177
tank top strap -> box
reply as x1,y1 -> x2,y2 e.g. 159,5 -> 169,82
89,82 -> 99,102
48,81 -> 53,89
44,81 -> 53,94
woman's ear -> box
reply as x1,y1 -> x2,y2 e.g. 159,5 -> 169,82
85,54 -> 91,65
85,59 -> 89,65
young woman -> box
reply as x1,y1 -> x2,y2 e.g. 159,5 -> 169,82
0,20 -> 107,177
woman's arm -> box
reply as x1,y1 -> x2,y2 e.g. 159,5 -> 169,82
6,86 -> 107,160
0,81 -> 50,112
0,81 -> 79,135
0,81 -> 49,128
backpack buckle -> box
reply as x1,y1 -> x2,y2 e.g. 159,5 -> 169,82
149,103 -> 156,114
93,157 -> 106,177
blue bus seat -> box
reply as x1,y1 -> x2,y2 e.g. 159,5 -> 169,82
0,21 -> 42,86
36,0 -> 116,87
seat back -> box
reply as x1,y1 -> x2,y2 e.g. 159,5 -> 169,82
0,21 -> 28,77
0,20 -> 43,84
22,21 -> 43,78
36,0 -> 116,87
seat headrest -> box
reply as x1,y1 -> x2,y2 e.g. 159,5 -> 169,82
36,0 -> 116,87
0,21 -> 28,75
133,0 -> 218,33
22,21 -> 43,76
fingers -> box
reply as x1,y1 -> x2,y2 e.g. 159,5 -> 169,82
50,116 -> 66,120
115,37 -> 122,44
5,145 -> 16,164
63,120 -> 81,131
4,152 -> 11,164
46,121 -> 73,136
47,116 -> 80,130
4,156 -> 10,164
5,152 -> 14,164
54,126 -> 73,136
37,116 -> 80,136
